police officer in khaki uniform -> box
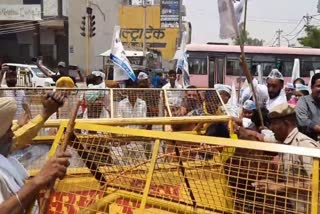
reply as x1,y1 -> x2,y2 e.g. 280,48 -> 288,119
254,103 -> 320,213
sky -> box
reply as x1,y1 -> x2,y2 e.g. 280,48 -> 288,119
184,0 -> 319,46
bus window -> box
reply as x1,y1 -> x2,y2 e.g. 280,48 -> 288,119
226,59 -> 241,76
188,58 -> 207,75
301,57 -> 320,77
216,58 -> 225,84
209,58 -> 215,87
301,61 -> 314,77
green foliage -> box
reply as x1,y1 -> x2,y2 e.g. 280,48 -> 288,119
298,26 -> 320,48
233,30 -> 264,46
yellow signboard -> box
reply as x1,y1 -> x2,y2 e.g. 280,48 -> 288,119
119,5 -> 179,60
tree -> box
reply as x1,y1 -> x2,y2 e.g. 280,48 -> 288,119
233,30 -> 264,46
298,26 -> 320,48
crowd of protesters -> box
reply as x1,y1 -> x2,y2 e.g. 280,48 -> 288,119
0,58 -> 320,213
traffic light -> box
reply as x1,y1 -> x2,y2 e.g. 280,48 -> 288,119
80,16 -> 86,37
89,15 -> 96,37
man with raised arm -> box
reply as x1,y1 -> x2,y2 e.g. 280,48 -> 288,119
0,93 -> 71,213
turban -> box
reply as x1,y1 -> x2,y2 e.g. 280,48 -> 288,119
0,97 -> 17,138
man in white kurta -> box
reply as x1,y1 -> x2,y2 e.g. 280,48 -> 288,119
265,69 -> 287,110
114,89 -> 147,165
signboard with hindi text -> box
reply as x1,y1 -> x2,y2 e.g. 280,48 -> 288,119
119,5 -> 179,60
120,27 -> 179,60
0,5 -> 41,21
160,0 -> 180,28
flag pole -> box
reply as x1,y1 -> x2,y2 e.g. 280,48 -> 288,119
237,0 -> 248,102
232,0 -> 265,127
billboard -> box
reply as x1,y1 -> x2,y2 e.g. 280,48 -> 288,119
160,0 -> 180,28
119,5 -> 179,60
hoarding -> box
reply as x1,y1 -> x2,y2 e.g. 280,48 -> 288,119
160,0 -> 180,28
119,5 -> 179,60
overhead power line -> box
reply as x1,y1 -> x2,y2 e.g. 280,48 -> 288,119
286,26 -> 306,41
0,17 -> 57,28
265,32 -> 277,46
283,18 -> 304,37
0,19 -> 61,35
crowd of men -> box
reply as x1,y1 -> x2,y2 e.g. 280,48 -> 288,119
0,59 -> 320,213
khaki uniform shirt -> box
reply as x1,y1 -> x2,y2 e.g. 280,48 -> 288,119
280,128 -> 320,213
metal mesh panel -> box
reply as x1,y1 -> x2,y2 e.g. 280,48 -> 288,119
0,88 -> 225,120
165,89 -> 223,117
0,88 -> 112,120
41,123 -> 319,214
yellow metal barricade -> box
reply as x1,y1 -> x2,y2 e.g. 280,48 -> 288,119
2,87 -> 319,213
28,119 -> 318,214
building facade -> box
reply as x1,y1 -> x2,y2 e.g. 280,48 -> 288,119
119,0 -> 188,70
68,0 -> 189,72
0,0 -> 68,68
68,0 -> 121,71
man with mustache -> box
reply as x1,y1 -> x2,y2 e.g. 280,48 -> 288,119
0,65 -> 28,120
296,73 -> 320,140
266,69 -> 287,110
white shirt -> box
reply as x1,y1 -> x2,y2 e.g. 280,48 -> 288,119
162,82 -> 183,106
0,155 -> 38,213
117,97 -> 147,129
267,90 -> 287,111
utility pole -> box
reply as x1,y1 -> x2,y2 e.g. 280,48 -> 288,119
142,0 -> 147,58
58,0 -> 63,18
276,29 -> 283,47
33,21 -> 40,57
318,0 -> 320,13
303,13 -> 312,27
86,0 -> 90,75
58,0 -> 69,65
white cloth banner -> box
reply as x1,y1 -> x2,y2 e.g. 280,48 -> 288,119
257,64 -> 263,84
229,80 -> 238,106
291,58 -> 300,83
176,31 -> 190,88
218,0 -> 244,39
110,26 -> 136,81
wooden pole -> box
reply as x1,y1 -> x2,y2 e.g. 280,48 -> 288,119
39,102 -> 80,214
236,0 -> 265,127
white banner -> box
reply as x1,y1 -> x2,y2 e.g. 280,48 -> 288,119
110,26 -> 136,82
0,5 -> 41,21
291,58 -> 300,83
218,0 -> 244,39
176,31 -> 190,88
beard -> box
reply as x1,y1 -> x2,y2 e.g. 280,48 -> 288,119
6,80 -> 17,87
186,98 -> 199,112
269,90 -> 281,99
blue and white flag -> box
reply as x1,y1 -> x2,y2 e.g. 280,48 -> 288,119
110,26 -> 136,81
176,31 -> 190,88
218,0 -> 245,39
